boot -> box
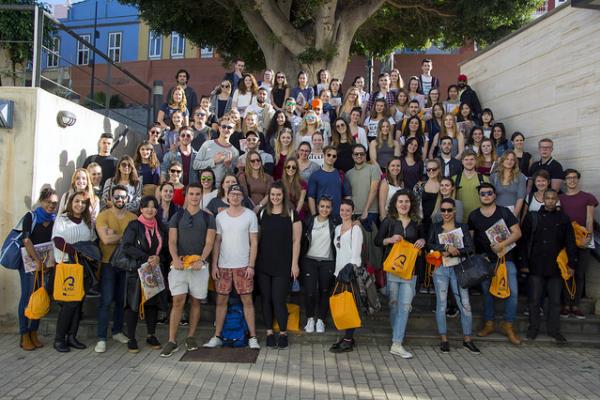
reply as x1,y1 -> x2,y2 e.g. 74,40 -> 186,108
20,333 -> 36,351
477,321 -> 495,337
500,322 -> 522,345
29,331 -> 44,348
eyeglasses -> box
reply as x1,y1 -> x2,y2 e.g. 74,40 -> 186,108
180,133 -> 192,138
426,167 -> 439,172
170,169 -> 182,174
276,76 -> 284,79
565,176 -> 578,181
250,159 -> 262,164
220,125 -> 234,130
335,124 -> 346,129
285,165 -> 297,170
44,200 -> 58,206
479,191 -> 494,197
194,112 -> 206,117
246,137 -> 258,143
113,194 -> 127,200
200,176 -> 213,182
353,152 -> 365,157
120,164 -> 131,169
326,153 -> 337,159
221,84 -> 231,88
440,208 -> 454,213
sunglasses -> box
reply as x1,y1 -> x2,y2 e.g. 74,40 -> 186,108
285,165 -> 297,170
180,133 -> 192,138
221,84 -> 231,88
170,169 -> 182,174
194,112 -> 206,116
149,130 -> 161,135
200,176 -> 213,182
249,159 -> 262,164
326,153 -> 337,159
276,76 -> 284,79
353,152 -> 365,157
335,124 -> 346,129
44,200 -> 58,206
285,102 -> 296,106
112,194 -> 127,201
479,191 -> 494,197
426,167 -> 439,172
220,125 -> 234,130
246,137 -> 258,143
440,208 -> 454,213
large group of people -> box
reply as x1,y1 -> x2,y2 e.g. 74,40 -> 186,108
12,58 -> 597,359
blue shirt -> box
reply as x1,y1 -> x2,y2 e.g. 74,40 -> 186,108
308,169 -> 352,219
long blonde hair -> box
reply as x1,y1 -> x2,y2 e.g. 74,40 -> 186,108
440,113 -> 458,139
495,150 -> 521,184
376,119 -> 394,149
298,110 -> 320,137
243,150 -> 267,182
282,157 -> 303,203
70,168 -> 97,204
339,87 -> 361,115
275,128 -> 295,164
168,85 -> 187,113
242,111 -> 259,134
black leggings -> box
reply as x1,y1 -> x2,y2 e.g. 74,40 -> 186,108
302,258 -> 335,321
125,305 -> 158,340
256,272 -> 290,332
55,301 -> 82,341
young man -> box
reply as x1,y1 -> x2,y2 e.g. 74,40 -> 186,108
453,150 -> 488,223
236,131 -> 274,175
528,138 -> 564,193
457,74 -> 482,119
161,183 -> 216,357
83,133 -> 117,187
416,58 -> 440,95
346,144 -> 379,225
438,137 -> 462,178
194,116 -> 240,187
203,184 -> 260,349
522,189 -> 578,344
223,59 -> 245,94
190,108 -> 214,152
558,169 -> 598,318
244,87 -> 275,131
468,182 -> 522,345
167,69 -> 198,115
161,126 -> 199,186
308,146 -> 352,222
366,73 -> 396,111
94,185 -> 137,353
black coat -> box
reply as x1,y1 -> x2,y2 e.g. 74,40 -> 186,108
459,86 -> 482,118
427,222 -> 474,256
375,217 -> 425,260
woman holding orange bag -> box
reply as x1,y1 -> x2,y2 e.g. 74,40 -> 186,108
375,189 -> 425,359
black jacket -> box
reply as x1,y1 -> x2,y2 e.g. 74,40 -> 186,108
438,156 -> 463,179
375,218 -> 425,260
427,222 -> 474,256
459,85 -> 482,118
301,215 -> 336,260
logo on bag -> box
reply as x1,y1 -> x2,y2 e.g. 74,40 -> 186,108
62,276 -> 75,296
393,254 -> 407,269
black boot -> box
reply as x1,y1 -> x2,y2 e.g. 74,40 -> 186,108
67,335 -> 87,349
53,340 -> 70,353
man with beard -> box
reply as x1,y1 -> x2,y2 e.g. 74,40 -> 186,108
458,74 -> 482,119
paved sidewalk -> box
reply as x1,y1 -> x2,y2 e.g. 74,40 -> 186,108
0,334 -> 599,400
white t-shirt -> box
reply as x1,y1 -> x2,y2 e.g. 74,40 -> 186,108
364,116 -> 395,138
308,152 -> 324,167
420,74 -> 433,95
306,218 -> 332,260
216,208 -> 259,268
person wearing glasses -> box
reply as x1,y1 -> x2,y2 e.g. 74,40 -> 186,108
157,86 -> 189,130
283,97 -> 303,134
330,118 -> 355,173
237,131 -> 275,175
468,182 -> 522,345
147,123 -> 167,163
190,106 -> 215,151
238,150 -> 274,212
270,72 -> 290,110
161,126 -> 200,188
195,115 -> 240,187
346,144 -> 379,226
427,198 -> 480,354
160,161 -> 186,207
210,80 -> 233,118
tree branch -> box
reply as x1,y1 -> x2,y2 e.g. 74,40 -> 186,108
386,0 -> 456,18
338,0 -> 386,37
315,0 -> 338,49
251,0 -> 309,55
276,0 -> 292,19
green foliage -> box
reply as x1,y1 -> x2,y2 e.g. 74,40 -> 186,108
85,91 -> 126,109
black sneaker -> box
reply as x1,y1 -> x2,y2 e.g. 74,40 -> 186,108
446,307 -> 459,318
526,329 -> 538,340
440,341 -> 450,353
278,334 -> 288,349
160,341 -> 179,357
463,341 -> 481,354
266,334 -> 276,348
146,335 -> 161,349
552,333 -> 567,345
179,319 -> 189,327
331,339 -> 354,353
127,339 -> 140,354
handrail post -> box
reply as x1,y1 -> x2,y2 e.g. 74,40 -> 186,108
31,5 -> 44,87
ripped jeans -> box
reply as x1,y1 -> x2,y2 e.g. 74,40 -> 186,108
387,275 -> 416,344
433,266 -> 472,336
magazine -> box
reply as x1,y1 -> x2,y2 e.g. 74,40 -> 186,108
437,228 -> 464,267
21,241 -> 55,273
138,262 -> 166,300
485,219 -> 516,254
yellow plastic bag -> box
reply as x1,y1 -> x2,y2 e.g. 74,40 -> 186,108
273,304 -> 300,332
24,261 -> 50,319
557,248 -> 576,299
489,256 -> 510,299
182,255 -> 203,269
329,282 -> 361,330
383,240 -> 420,280
53,252 -> 84,302
572,222 -> 590,249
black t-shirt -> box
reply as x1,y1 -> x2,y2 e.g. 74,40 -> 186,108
529,157 -> 564,181
83,154 -> 118,187
22,212 -> 54,244
468,205 -> 519,261
256,210 -> 299,276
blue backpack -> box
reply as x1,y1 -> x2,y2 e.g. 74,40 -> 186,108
221,303 -> 249,348
0,212 -> 36,270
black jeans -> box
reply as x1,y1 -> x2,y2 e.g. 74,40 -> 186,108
528,275 -> 562,336
125,306 -> 158,340
256,272 -> 290,332
302,258 -> 335,321
55,301 -> 82,341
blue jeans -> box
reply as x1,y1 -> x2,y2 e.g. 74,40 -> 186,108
481,260 -> 518,323
387,275 -> 416,343
96,263 -> 125,340
18,268 -> 41,334
433,266 -> 472,336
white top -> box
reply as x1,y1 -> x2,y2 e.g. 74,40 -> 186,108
52,214 -> 96,263
352,127 -> 368,148
386,183 -> 403,207
200,190 -> 218,211
334,224 -> 363,276
364,116 -> 395,138
232,90 -> 257,114
528,195 -> 560,212
306,218 -> 332,260
216,208 -> 259,268
308,152 -> 324,167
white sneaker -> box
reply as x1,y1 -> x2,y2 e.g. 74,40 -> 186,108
304,317 -> 315,333
316,319 -> 325,333
248,336 -> 261,350
390,343 -> 413,359
203,336 -> 223,348
94,340 -> 106,353
112,333 -> 129,344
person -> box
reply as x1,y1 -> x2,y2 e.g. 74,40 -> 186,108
147,124 -> 167,163
297,109 -> 322,147
156,181 -> 181,224
199,95 -> 219,132
480,108 -> 495,138
236,131 -> 275,175
369,119 -> 400,171
159,185 -> 216,357
364,98 -> 395,143
375,190 -> 425,358
490,151 -> 527,216
58,168 -> 101,220
238,150 -> 274,212
194,116 -> 240,187
162,110 -> 185,150
389,69 -> 404,94
134,141 -> 160,196
511,131 -> 532,177
51,191 -> 96,352
465,126 -> 484,154
102,155 -> 143,212
443,85 -> 461,116
167,69 -> 198,115
437,137 -> 462,178
351,76 -> 370,109
290,71 -> 314,106
210,80 -> 233,119
425,102 -> 444,143
417,58 -> 440,95
528,138 -> 564,193
456,102 -> 476,140
160,161 -> 186,207
523,170 -> 553,219
203,184 -> 260,349
328,78 -> 343,109
427,198 -> 480,354
283,97 -> 303,133
231,112 -> 268,153
559,169 -> 598,318
398,116 -> 429,159
18,187 -> 58,351
431,177 -> 463,223
469,182 -> 522,345
331,118 -> 355,173
522,189 -> 578,344
161,127 -> 199,188
429,114 -> 464,160
231,73 -> 259,115
491,123 -> 511,157
87,162 -> 103,199
338,87 -> 361,123
265,110 -> 292,154
94,185 -> 137,353
457,74 -> 482,119
296,141 -> 320,182
348,107 -> 368,148
259,69 -> 274,92
270,72 -> 290,110
366,73 -> 396,111
399,137 -> 423,191
157,86 -> 189,129
223,59 -> 245,94
308,146 -> 352,222
346,144 -> 379,225
453,150 -> 489,223
244,87 -> 275,132
314,69 -> 330,97
378,157 -> 403,221
415,159 -> 442,233
83,133 -> 118,187
206,174 -> 254,216
406,76 -> 427,109
282,157 -> 308,219
475,138 -> 497,176
190,106 -> 215,152
308,131 -> 325,167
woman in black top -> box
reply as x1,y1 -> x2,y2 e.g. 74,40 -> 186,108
19,187 -> 58,350
121,196 -> 168,353
331,118 -> 355,172
270,72 -> 290,110
256,182 -> 301,348
511,131 -> 532,177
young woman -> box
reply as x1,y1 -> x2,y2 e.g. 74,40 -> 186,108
210,80 -> 233,119
511,131 -> 532,177
338,87 -> 361,122
431,177 -> 463,223
364,98 -> 395,143
121,195 -> 168,353
87,162 -> 103,199
314,69 -> 330,97
163,110 -> 185,150
51,191 -> 96,352
238,150 -> 274,212
331,118 -> 355,172
480,108 -> 495,138
423,88 -> 441,120
297,110 -> 321,145
147,123 -> 167,163
273,128 -> 295,180
308,131 -> 325,167
18,187 -> 58,351
296,141 -> 320,182
390,69 -> 405,93
198,168 -> 218,210
375,190 -> 425,359
231,73 -> 259,114
491,122 -> 511,157
347,107 -> 368,148
319,89 -> 336,124
414,159 -> 442,234
352,76 -> 370,108
369,119 -> 400,171
134,141 -> 160,196
256,182 -> 301,348
260,69 -> 274,91
429,113 -> 464,160
475,138 -> 497,176
456,102 -> 475,139
290,71 -> 314,106
329,200 -> 363,353
102,156 -> 142,212
407,76 -> 426,109
329,78 -> 343,109
465,126 -> 484,154
302,196 -> 336,334
390,89 -> 410,123
490,150 -> 527,216
523,169 -> 557,217
162,161 -> 186,207
282,157 -> 308,220
398,116 -> 429,158
379,157 -> 403,221
59,168 -> 100,220
265,110 -> 292,154
206,173 -> 253,215
400,137 -> 424,191
443,85 -> 461,116
425,103 -> 445,145
157,85 -> 189,129
427,198 -> 480,354
156,182 -> 180,224
270,72 -> 290,110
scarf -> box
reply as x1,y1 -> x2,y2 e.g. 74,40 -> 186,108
33,206 -> 56,224
137,215 -> 162,255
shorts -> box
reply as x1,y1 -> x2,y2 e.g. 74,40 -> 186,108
216,267 -> 254,295
168,268 -> 209,300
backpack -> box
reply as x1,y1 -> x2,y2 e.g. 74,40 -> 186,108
171,208 -> 211,227
0,212 -> 37,270
454,172 -> 485,195
221,303 -> 249,347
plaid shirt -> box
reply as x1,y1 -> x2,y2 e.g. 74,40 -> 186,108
366,90 -> 396,112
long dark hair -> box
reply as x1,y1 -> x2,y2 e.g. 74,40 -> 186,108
65,190 -> 92,227
387,189 -> 420,223
266,110 -> 291,144
401,137 -> 423,162
265,181 -> 292,218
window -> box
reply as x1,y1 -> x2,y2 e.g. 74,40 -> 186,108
149,31 -> 162,59
170,32 -> 184,58
47,37 -> 60,68
200,47 -> 213,59
108,32 -> 122,63
77,34 -> 90,65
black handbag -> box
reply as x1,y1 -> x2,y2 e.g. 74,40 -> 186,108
453,253 -> 495,289
109,243 -> 138,272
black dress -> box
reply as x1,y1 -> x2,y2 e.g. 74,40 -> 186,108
256,211 -> 298,277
